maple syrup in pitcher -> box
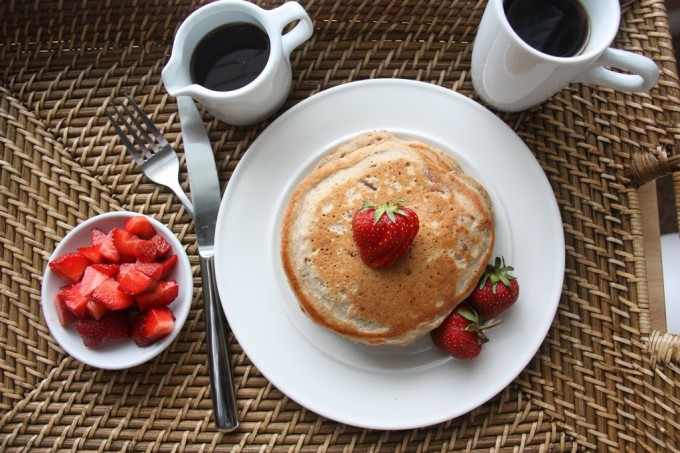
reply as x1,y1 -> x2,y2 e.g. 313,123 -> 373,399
504,0 -> 589,57
190,22 -> 270,92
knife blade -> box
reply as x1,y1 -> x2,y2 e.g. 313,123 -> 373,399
177,95 -> 239,432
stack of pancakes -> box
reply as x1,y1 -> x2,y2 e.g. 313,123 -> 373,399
280,131 -> 495,345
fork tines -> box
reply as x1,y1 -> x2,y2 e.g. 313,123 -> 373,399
106,95 -> 168,163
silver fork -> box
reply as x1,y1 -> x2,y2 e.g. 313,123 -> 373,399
106,95 -> 195,218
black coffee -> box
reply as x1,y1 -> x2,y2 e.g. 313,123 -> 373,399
504,0 -> 589,57
191,23 -> 270,92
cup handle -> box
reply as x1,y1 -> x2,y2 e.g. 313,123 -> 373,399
269,1 -> 313,56
574,48 -> 659,92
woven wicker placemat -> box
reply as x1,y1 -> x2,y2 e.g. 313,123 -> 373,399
2,0 -> 680,451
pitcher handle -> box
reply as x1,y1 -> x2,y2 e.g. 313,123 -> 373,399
574,48 -> 659,92
269,1 -> 313,57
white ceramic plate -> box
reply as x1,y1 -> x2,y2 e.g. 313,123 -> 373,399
214,79 -> 564,430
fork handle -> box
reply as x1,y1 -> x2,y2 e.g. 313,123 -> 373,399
200,253 -> 239,432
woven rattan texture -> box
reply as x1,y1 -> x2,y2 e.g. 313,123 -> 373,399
1,0 -> 680,451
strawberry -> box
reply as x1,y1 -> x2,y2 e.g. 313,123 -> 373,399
467,257 -> 519,320
111,228 -> 140,258
90,263 -> 119,277
135,280 -> 179,312
135,262 -> 164,280
135,239 -> 158,262
55,286 -> 78,327
75,311 -> 131,347
74,317 -> 108,348
77,245 -> 103,263
123,216 -> 157,239
91,228 -> 107,246
150,234 -> 171,258
351,198 -> 419,267
79,266 -> 111,297
87,299 -> 109,320
49,252 -> 91,283
430,305 -> 488,360
91,278 -> 134,310
117,267 -> 155,295
132,306 -> 176,347
99,231 -> 121,263
63,281 -> 91,317
159,254 -> 178,279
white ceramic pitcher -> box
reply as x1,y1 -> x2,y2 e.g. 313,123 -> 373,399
162,0 -> 313,125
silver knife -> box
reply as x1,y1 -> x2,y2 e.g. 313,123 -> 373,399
177,95 -> 239,432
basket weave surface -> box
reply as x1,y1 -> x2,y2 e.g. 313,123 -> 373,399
1,0 -> 680,451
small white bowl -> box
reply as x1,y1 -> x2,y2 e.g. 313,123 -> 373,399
41,211 -> 193,369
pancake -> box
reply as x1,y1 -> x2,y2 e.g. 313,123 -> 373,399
280,131 -> 495,345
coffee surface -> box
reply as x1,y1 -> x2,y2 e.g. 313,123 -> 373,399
504,0 -> 589,57
191,23 -> 270,91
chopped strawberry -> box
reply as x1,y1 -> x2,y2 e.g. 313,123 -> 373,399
75,317 -> 108,347
159,254 -> 178,279
77,245 -> 103,263
116,263 -> 134,281
135,280 -> 179,311
63,282 -> 91,317
49,252 -> 91,284
99,231 -> 121,263
87,299 -> 109,320
90,263 -> 119,277
123,216 -> 157,239
101,311 -> 132,340
135,262 -> 164,280
74,311 -> 131,347
92,278 -> 133,310
111,228 -> 140,258
135,240 -> 158,262
91,228 -> 107,246
118,267 -> 155,295
55,286 -> 78,327
132,306 -> 176,347
80,266 -> 111,297
150,235 -> 172,258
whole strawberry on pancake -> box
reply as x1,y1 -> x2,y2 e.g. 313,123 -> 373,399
280,130 -> 495,346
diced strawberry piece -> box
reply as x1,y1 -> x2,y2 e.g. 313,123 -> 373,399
118,267 -> 155,295
135,262 -> 164,280
91,228 -> 107,246
150,235 -> 172,259
132,306 -> 175,347
55,286 -> 78,327
87,299 -> 109,320
123,216 -> 157,239
63,282 -> 91,317
111,228 -> 140,258
49,252 -> 91,284
75,317 -> 108,348
116,263 -> 135,282
77,244 -> 103,263
159,254 -> 178,279
135,280 -> 179,311
135,240 -> 158,262
74,311 -> 131,348
101,310 -> 132,340
99,231 -> 121,263
80,266 -> 111,297
92,278 -> 133,310
90,263 -> 119,277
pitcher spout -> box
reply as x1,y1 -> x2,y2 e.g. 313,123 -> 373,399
161,56 -> 196,96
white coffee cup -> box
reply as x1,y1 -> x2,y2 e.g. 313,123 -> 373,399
471,0 -> 659,112
162,0 -> 313,125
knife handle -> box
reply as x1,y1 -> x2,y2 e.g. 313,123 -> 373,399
200,254 -> 239,432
